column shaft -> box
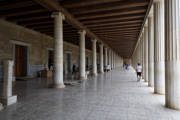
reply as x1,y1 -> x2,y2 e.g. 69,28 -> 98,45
154,1 -> 165,94
109,49 -> 111,69
52,12 -> 65,88
100,44 -> 104,73
148,16 -> 154,87
92,40 -> 97,76
144,26 -> 148,82
79,30 -> 86,80
105,48 -> 108,67
142,32 -> 145,79
165,0 -> 180,110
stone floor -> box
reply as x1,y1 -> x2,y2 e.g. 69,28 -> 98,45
0,67 -> 180,120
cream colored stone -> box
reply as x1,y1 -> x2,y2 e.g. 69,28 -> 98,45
154,0 -> 165,94
0,103 -> 3,111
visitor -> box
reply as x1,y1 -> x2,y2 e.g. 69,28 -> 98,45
106,64 -> 111,72
136,63 -> 142,81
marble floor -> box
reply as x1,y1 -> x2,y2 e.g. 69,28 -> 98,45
0,67 -> 180,120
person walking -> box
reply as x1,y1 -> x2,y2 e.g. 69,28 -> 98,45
136,63 -> 142,81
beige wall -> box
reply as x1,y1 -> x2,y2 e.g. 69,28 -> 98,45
123,58 -> 132,65
0,19 -> 94,78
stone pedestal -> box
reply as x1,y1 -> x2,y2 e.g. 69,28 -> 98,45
154,0 -> 165,94
1,60 -> 17,106
51,12 -> 65,88
79,30 -> 86,80
92,39 -> 97,76
0,103 -> 3,110
165,0 -> 180,110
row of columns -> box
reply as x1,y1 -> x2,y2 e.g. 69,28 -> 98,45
52,12 -> 120,87
132,0 -> 180,110
0,12 -> 122,109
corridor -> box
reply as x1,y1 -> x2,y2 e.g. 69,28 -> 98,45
0,67 -> 180,120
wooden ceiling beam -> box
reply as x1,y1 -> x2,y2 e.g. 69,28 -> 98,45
33,0 -> 107,47
0,9 -> 47,18
86,20 -> 142,27
71,1 -> 148,15
0,1 -> 36,11
93,28 -> 140,33
11,16 -> 51,22
81,14 -> 144,24
62,0 -> 124,8
76,7 -> 146,20
90,24 -> 141,30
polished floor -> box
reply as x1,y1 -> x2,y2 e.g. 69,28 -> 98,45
0,67 -> 180,120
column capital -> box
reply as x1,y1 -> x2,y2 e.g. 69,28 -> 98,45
153,0 -> 163,3
78,30 -> 86,35
99,43 -> 103,47
51,12 -> 65,20
91,39 -> 97,43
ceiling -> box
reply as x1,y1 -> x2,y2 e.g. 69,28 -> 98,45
0,0 -> 151,58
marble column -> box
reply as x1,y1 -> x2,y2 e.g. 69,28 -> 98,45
92,39 -> 97,76
105,48 -> 108,68
52,12 -> 65,88
113,52 -> 115,69
142,31 -> 145,79
165,0 -> 180,110
154,0 -> 165,94
1,60 -> 17,106
148,16 -> 154,87
100,44 -> 104,73
114,52 -> 116,69
79,30 -> 86,80
111,51 -> 113,69
140,36 -> 143,66
109,49 -> 112,70
144,26 -> 148,82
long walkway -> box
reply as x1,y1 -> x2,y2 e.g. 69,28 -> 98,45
0,67 -> 180,120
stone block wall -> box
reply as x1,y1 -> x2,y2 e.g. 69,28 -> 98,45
0,19 -> 95,80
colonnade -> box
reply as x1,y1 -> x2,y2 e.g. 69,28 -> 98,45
132,0 -> 180,110
52,12 -> 122,85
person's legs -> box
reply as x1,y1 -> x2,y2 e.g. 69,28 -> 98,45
137,72 -> 141,81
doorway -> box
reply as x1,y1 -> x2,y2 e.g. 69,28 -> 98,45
14,45 -> 28,77
66,53 -> 71,73
48,50 -> 54,70
86,56 -> 89,70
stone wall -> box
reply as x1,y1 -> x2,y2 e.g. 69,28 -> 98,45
0,19 -> 95,79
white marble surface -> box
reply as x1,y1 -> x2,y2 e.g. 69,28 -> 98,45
0,67 -> 180,120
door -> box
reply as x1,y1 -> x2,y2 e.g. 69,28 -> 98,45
86,56 -> 88,70
48,50 -> 54,70
66,53 -> 71,73
15,45 -> 27,77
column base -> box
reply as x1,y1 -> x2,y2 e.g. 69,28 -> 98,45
1,95 -> 17,106
0,103 -> 3,111
49,83 -> 65,88
154,91 -> 165,95
79,76 -> 87,80
148,84 -> 153,87
92,73 -> 97,76
166,104 -> 180,111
